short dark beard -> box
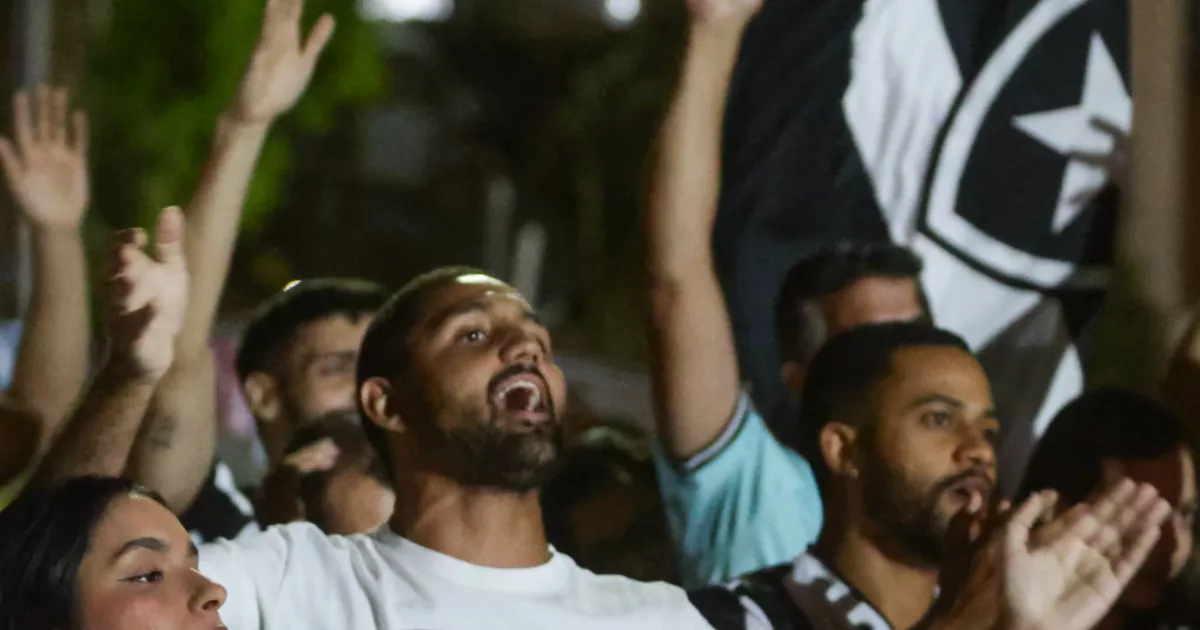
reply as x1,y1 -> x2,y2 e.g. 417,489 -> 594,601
860,456 -> 951,567
415,370 -> 564,492
439,418 -> 564,491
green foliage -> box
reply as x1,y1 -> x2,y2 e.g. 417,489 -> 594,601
86,0 -> 387,232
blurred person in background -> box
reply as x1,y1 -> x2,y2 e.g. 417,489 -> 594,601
256,409 -> 393,535
542,423 -> 678,583
1018,388 -> 1199,630
199,268 -> 716,629
689,322 -> 1170,630
0,86 -> 91,509
645,0 -> 926,587
0,476 -> 227,630
237,279 -> 387,517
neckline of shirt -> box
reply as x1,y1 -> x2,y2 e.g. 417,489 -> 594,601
374,526 -> 573,595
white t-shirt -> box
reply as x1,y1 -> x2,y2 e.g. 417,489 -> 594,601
200,522 -> 715,630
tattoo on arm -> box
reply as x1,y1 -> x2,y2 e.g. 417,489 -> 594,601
139,412 -> 179,449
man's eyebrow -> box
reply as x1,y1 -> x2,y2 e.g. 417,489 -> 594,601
112,537 -> 168,561
522,309 -> 545,328
911,394 -> 998,420
427,300 -> 489,332
910,394 -> 964,410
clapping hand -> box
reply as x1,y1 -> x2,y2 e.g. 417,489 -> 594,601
930,480 -> 1171,630
106,207 -> 190,380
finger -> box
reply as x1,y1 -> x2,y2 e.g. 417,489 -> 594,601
271,0 -> 302,36
0,138 -> 24,184
1111,502 -> 1170,587
50,88 -> 68,144
1007,490 -> 1058,553
154,206 -> 186,266
1087,478 -> 1134,526
70,111 -> 88,156
262,0 -> 286,36
13,91 -> 32,149
302,14 -> 336,64
35,85 -> 51,143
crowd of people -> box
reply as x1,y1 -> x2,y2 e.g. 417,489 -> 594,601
0,0 -> 1194,628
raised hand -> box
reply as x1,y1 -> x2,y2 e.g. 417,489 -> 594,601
1003,482 -> 1169,630
230,0 -> 335,125
686,0 -> 762,27
930,480 -> 1171,630
106,207 -> 190,380
0,86 -> 89,231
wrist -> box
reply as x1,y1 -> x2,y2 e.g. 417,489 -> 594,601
104,349 -> 170,385
216,111 -> 273,139
688,16 -> 751,45
30,221 -> 84,242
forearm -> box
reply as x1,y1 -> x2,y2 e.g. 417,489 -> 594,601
127,350 -> 217,512
175,116 -> 269,362
30,360 -> 157,487
646,23 -> 744,280
9,227 -> 90,453
646,21 -> 747,460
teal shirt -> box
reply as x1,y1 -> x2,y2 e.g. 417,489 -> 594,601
654,392 -> 823,588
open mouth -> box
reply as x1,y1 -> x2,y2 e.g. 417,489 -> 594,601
945,475 -> 993,505
489,372 -> 550,420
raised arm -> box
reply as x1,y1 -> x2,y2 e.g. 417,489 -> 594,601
127,0 -> 335,511
646,0 -> 760,459
0,87 -> 91,475
31,207 -> 189,487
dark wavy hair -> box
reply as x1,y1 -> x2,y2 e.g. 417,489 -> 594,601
0,476 -> 166,630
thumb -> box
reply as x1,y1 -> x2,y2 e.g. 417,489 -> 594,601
154,206 -> 186,265
302,14 -> 336,65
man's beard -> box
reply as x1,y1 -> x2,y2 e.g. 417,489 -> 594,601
437,415 -> 564,491
418,375 -> 564,492
861,458 -> 988,567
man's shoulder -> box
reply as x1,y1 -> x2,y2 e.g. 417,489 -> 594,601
560,560 -> 709,622
688,564 -> 814,630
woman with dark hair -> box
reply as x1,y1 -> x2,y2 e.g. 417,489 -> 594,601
0,476 -> 226,630
1018,387 -> 1198,630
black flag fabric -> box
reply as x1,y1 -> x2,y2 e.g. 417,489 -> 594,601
716,0 -> 1127,490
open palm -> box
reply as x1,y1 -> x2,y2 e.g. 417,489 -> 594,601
0,87 -> 89,231
232,0 -> 335,124
1003,483 -> 1170,630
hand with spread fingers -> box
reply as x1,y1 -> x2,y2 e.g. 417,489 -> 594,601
0,86 -> 89,231
929,479 -> 1172,630
106,207 -> 190,380
230,0 -> 335,126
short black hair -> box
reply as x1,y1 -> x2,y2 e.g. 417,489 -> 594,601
286,411 -> 391,533
796,322 -> 970,495
775,242 -> 926,363
356,267 -> 488,477
0,476 -> 166,630
236,278 -> 388,380
1017,387 -> 1187,506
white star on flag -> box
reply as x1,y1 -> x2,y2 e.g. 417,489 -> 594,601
1011,32 -> 1131,233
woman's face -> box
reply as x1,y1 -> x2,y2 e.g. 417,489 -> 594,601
75,494 -> 226,630
1105,447 -> 1198,609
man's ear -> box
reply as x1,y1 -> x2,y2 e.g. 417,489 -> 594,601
819,422 -> 861,481
243,372 -> 282,424
360,377 -> 407,434
780,360 -> 808,398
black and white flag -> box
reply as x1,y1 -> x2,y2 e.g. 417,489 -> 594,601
716,0 -> 1127,488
